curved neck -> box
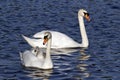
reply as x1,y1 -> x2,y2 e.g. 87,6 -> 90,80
78,14 -> 89,47
42,37 -> 53,69
46,38 -> 52,56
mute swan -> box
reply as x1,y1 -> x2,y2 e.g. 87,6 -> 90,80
22,9 -> 90,48
20,32 -> 53,69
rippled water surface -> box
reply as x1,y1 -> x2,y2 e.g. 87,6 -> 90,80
0,0 -> 120,80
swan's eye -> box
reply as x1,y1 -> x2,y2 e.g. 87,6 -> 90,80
84,12 -> 89,16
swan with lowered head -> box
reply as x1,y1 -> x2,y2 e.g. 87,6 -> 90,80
22,9 -> 90,49
20,32 -> 53,69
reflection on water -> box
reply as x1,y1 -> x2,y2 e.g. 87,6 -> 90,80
51,48 -> 80,54
79,50 -> 91,60
74,50 -> 90,80
27,68 -> 53,80
24,49 -> 91,80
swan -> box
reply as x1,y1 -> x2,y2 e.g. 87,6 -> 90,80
20,32 -> 53,69
22,9 -> 90,48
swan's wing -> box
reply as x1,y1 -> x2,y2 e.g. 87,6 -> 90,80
33,30 -> 80,48
20,50 -> 44,68
19,52 -> 25,65
19,52 -> 23,61
20,50 -> 36,67
22,35 -> 46,48
33,30 -> 49,38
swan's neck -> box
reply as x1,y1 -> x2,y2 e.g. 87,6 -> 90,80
46,38 -> 52,56
78,15 -> 89,47
42,38 -> 53,69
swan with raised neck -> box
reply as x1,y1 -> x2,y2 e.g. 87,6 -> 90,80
22,9 -> 90,49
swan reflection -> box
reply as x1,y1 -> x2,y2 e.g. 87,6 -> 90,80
26,68 -> 53,80
51,48 -> 80,54
75,49 -> 90,80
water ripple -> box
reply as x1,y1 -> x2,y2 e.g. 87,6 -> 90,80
0,0 -> 120,80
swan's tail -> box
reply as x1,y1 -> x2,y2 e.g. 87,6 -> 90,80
22,35 -> 42,48
19,52 -> 23,61
19,52 -> 25,66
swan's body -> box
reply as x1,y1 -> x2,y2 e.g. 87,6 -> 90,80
22,31 -> 80,48
20,32 -> 53,69
22,9 -> 90,49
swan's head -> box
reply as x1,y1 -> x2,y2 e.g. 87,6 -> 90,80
31,46 -> 40,56
78,9 -> 90,21
43,32 -> 52,45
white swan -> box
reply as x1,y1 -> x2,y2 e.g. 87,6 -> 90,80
22,9 -> 90,48
20,32 -> 53,69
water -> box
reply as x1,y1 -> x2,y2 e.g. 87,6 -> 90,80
0,0 -> 120,80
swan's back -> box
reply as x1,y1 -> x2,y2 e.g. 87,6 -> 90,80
33,30 -> 80,48
20,50 -> 43,68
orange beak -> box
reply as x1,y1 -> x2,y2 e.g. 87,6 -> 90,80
84,14 -> 90,21
43,38 -> 48,45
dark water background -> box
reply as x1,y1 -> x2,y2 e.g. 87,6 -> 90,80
0,0 -> 120,80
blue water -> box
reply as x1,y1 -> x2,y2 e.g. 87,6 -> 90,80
0,0 -> 120,80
